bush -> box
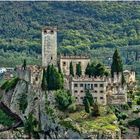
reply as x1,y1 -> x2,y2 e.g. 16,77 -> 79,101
137,98 -> 140,105
67,103 -> 76,113
18,93 -> 28,114
1,81 -> 9,90
0,109 -> 15,127
1,77 -> 19,92
55,90 -> 75,111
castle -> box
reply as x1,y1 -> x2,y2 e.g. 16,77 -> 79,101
16,27 -> 136,105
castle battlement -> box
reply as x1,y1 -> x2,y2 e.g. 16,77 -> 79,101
60,55 -> 90,59
72,75 -> 109,82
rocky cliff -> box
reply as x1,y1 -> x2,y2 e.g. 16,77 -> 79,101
0,78 -> 120,139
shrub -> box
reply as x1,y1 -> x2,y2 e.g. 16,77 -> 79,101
55,90 -> 75,111
67,103 -> 76,113
0,109 -> 15,127
18,93 -> 28,114
1,77 -> 19,92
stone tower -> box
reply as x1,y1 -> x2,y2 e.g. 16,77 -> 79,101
42,27 -> 57,67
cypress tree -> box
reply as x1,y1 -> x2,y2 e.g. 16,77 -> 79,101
41,68 -> 47,91
69,61 -> 74,77
121,73 -> 126,85
85,63 -> 91,77
47,65 -> 64,90
92,101 -> 100,117
76,63 -> 82,77
85,90 -> 94,106
22,59 -> 27,70
94,63 -> 105,77
83,98 -> 91,113
111,49 -> 123,77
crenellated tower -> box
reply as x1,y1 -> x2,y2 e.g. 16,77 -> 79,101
42,27 -> 57,67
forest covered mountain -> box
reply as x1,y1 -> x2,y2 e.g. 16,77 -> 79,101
0,1 -> 140,67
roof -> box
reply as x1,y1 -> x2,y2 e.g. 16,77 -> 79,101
60,55 -> 90,60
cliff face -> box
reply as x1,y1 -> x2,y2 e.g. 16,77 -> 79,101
0,79 -> 82,139
0,79 -> 120,139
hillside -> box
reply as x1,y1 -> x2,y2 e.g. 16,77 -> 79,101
0,1 -> 140,68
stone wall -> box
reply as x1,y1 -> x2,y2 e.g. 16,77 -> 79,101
42,27 -> 57,67
16,65 -> 43,90
60,55 -> 90,76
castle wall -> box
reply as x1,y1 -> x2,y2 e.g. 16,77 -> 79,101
16,65 -> 43,90
60,56 -> 90,76
123,70 -> 136,83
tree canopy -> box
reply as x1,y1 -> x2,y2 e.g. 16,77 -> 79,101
111,49 -> 123,77
46,65 -> 64,90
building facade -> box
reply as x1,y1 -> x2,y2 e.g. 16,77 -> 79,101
42,27 -> 57,67
70,76 -> 108,105
60,55 -> 90,76
70,72 -> 130,105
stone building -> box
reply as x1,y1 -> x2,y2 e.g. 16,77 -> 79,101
70,76 -> 108,105
60,55 -> 90,76
106,72 -> 127,105
42,27 -> 57,67
70,72 -> 128,105
123,70 -> 135,84
16,65 -> 43,90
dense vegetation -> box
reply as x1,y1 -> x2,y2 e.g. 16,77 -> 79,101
0,2 -> 140,63
1,77 -> 19,92
0,109 -> 16,127
0,1 -> 140,80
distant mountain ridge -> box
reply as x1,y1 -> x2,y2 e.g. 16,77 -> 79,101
0,1 -> 140,66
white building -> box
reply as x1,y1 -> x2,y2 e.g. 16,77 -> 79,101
0,68 -> 6,74
70,76 -> 108,105
70,72 -> 129,105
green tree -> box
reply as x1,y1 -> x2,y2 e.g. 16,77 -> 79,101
18,93 -> 28,114
85,62 -> 108,77
137,98 -> 140,105
76,62 -> 82,77
121,73 -> 126,85
22,59 -> 27,70
85,90 -> 94,106
92,101 -> 100,117
24,113 -> 39,139
94,63 -> 105,77
83,90 -> 93,113
85,63 -> 91,77
128,118 -> 140,134
55,90 -> 74,111
83,98 -> 91,113
46,65 -> 64,90
69,61 -> 74,77
111,49 -> 123,77
41,68 -> 47,91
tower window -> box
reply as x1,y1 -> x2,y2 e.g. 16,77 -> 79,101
100,84 -> 104,87
51,56 -> 53,60
94,84 -> 98,87
63,62 -> 66,66
80,84 -> 83,87
35,77 -> 38,81
74,84 -> 78,87
51,30 -> 54,34
44,30 -> 47,34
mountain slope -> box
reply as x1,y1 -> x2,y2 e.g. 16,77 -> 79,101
0,1 -> 140,66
